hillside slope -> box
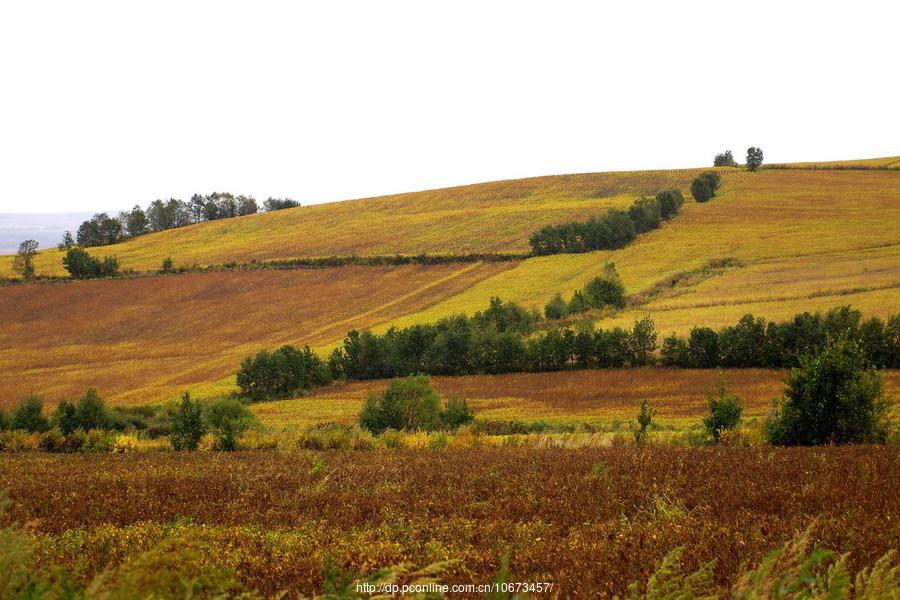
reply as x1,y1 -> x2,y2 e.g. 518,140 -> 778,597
1,160 -> 898,406
2,168 -> 705,276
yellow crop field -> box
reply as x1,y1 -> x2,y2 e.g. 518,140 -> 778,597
0,262 -> 516,408
380,169 -> 900,336
0,168 -> 705,277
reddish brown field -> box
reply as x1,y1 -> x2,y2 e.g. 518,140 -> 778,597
2,447 -> 898,597
253,368 -> 900,428
0,262 -> 516,407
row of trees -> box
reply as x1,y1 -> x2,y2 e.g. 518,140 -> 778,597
660,307 -> 900,369
71,194 -> 300,248
235,304 -> 899,402
528,189 -> 685,256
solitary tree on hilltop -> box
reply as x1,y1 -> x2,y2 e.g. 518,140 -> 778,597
13,239 -> 39,280
746,147 -> 764,171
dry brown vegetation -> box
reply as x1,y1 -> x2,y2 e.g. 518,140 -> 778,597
2,447 -> 898,597
0,262 -> 515,407
252,368 -> 900,429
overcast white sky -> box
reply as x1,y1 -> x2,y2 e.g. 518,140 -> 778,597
0,1 -> 897,214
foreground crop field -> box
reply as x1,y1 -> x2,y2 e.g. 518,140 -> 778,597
0,262 -> 516,407
2,447 -> 898,597
253,368 -> 900,430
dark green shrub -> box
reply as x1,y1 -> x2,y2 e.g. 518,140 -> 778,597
655,189 -> 685,220
38,428 -> 66,452
359,375 -> 442,434
628,197 -> 662,233
703,383 -> 743,441
767,340 -> 892,445
566,290 -> 590,315
11,395 -> 49,432
170,392 -> 205,451
544,293 -> 568,320
660,334 -> 691,367
634,400 -> 656,445
204,398 -> 256,451
583,265 -> 627,310
440,398 -> 474,430
161,257 -> 174,273
691,178 -> 713,202
62,247 -> 120,279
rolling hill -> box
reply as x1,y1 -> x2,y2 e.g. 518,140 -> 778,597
1,159 -> 898,407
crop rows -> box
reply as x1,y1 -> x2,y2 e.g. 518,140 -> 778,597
2,446 -> 898,597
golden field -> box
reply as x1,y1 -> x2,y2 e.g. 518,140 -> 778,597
0,168 -> 706,277
251,368 -> 900,430
1,162 -> 899,406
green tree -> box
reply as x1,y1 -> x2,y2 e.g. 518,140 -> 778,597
75,388 -> 110,430
691,177 -> 713,202
57,231 -> 75,250
124,205 -> 148,237
12,240 -> 38,281
11,395 -> 50,432
628,316 -> 658,366
583,263 -> 627,310
204,398 -> 256,451
714,150 -> 737,167
440,398 -> 475,430
703,382 -> 743,441
767,340 -> 892,445
53,400 -> 78,435
160,257 -> 174,273
359,375 -> 442,434
170,392 -> 205,450
688,327 -> 720,368
746,147 -> 764,171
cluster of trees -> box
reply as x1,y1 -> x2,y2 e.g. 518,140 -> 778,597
712,147 -> 764,171
544,263 -> 627,319
359,376 -> 474,434
70,194 -> 300,248
1,390 -> 156,438
690,171 -> 721,202
62,247 -> 120,279
660,307 -> 900,369
528,189 -> 684,256
236,345 -> 332,401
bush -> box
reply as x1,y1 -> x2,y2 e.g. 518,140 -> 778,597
655,189 -> 685,220
62,247 -> 120,279
767,340 -> 892,445
160,257 -> 174,273
38,427 -> 66,452
237,345 -> 332,401
440,398 -> 475,430
11,395 -> 49,433
582,264 -> 627,310
703,382 -> 743,441
360,376 -> 443,434
204,398 -> 256,451
634,400 -> 656,445
544,293 -> 568,320
170,392 -> 206,451
691,171 -> 721,203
